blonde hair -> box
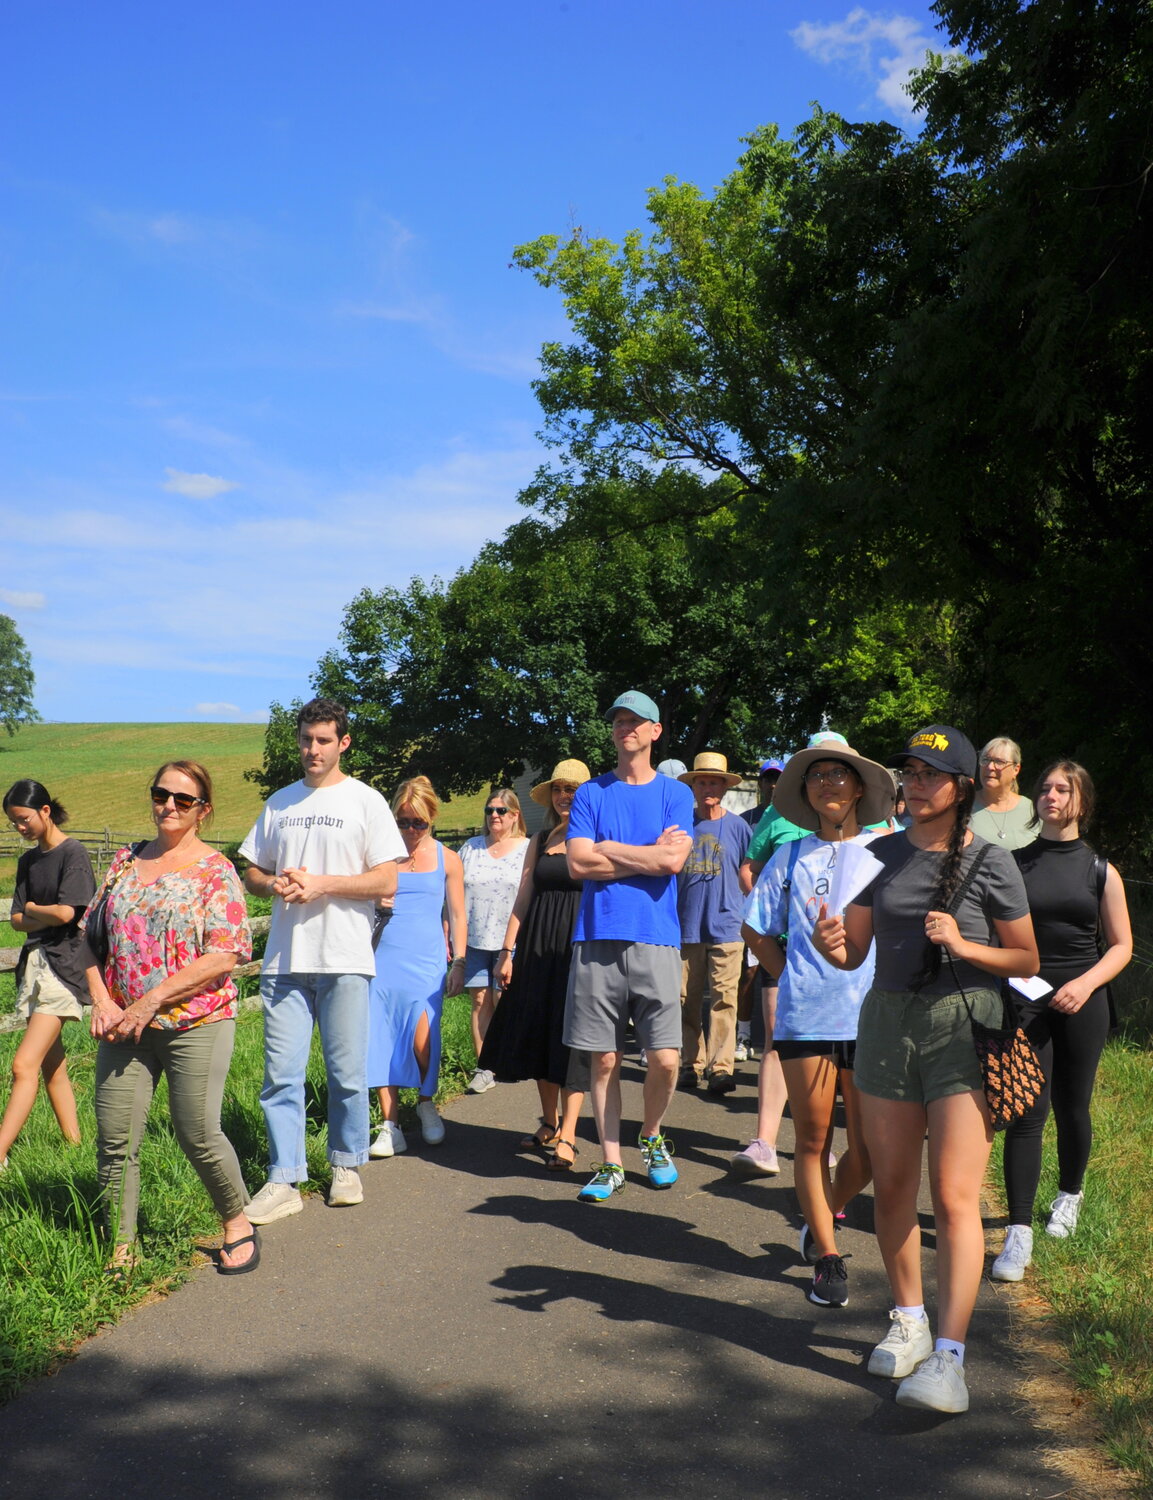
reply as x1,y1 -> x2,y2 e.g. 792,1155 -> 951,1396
980,737 -> 1022,795
392,775 -> 439,826
486,787 -> 526,837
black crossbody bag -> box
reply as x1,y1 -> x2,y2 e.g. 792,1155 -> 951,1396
941,845 -> 1045,1131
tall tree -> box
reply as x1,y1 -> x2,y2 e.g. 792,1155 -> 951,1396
0,614 -> 39,737
249,470 -> 950,802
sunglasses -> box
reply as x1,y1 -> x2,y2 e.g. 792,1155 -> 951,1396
484,806 -> 510,816
395,818 -> 429,831
149,785 -> 207,812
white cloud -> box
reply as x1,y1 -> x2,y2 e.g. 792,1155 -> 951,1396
791,7 -> 932,116
160,415 -> 249,449
91,206 -> 262,255
194,702 -> 270,722
0,589 -> 46,609
147,214 -> 198,245
162,467 -> 240,500
1,439 -> 539,683
335,299 -> 440,325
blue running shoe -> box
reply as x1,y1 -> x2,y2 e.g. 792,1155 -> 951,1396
578,1162 -> 626,1203
639,1133 -> 677,1188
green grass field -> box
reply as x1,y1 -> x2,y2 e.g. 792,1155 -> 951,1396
0,723 -> 493,892
0,722 -> 269,842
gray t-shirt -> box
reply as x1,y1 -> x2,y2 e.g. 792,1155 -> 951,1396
853,832 -> 1029,995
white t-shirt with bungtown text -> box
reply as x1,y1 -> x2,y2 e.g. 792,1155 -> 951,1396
240,777 -> 406,976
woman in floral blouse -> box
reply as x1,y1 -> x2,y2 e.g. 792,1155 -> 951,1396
83,760 -> 257,1275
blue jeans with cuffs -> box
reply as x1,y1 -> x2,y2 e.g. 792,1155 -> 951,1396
260,972 -> 370,1178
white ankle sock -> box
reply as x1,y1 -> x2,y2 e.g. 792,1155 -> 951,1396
896,1305 -> 927,1321
935,1339 -> 965,1365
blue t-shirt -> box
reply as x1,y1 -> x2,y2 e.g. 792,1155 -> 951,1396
678,811 -> 753,944
568,772 -> 695,946
743,833 -> 878,1041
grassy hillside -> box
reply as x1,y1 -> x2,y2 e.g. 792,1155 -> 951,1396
0,723 -> 269,841
0,723 -> 492,894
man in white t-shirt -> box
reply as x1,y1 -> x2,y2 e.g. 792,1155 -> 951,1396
240,698 -> 405,1221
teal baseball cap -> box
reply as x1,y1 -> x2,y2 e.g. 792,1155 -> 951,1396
606,689 -> 660,723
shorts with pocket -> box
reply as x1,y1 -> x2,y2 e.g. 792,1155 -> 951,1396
563,940 -> 682,1053
462,945 -> 501,991
853,985 -> 1000,1105
16,945 -> 86,1023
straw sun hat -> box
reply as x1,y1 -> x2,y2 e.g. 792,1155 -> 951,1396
773,741 -> 895,832
529,759 -> 592,806
677,752 -> 743,790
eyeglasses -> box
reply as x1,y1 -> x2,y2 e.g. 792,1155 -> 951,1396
900,767 -> 949,788
980,757 -> 1013,770
484,806 -> 509,816
395,818 -> 429,831
804,768 -> 853,787
149,785 -> 207,812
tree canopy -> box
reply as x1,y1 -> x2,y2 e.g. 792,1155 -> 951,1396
0,615 -> 39,737
256,0 -> 1153,853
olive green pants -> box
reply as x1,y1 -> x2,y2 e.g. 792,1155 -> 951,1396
95,1019 -> 248,1244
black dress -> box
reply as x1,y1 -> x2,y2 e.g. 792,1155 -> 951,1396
480,832 -> 585,1087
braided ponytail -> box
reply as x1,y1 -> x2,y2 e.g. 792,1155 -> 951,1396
909,775 -> 976,990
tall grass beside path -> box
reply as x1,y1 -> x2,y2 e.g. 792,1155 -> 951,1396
990,1038 -> 1153,1490
0,994 -> 476,1402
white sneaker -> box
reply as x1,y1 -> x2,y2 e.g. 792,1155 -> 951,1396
867,1309 -> 934,1379
468,1068 -> 496,1094
328,1166 -> 364,1207
369,1121 -> 407,1158
245,1181 -> 304,1225
416,1099 -> 446,1145
734,1038 -> 749,1062
1047,1190 -> 1083,1238
895,1348 -> 970,1414
991,1224 -> 1034,1281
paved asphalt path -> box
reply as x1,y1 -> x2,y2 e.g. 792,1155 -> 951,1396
0,1055 -> 1067,1500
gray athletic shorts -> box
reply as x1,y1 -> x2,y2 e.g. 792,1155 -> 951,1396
563,939 -> 683,1053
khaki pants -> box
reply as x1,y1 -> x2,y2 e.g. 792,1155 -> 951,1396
680,941 -> 743,1078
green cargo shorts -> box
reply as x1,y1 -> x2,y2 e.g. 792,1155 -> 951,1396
854,985 -> 1001,1105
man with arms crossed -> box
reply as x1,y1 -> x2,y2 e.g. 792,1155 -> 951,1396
241,698 -> 406,1221
564,690 -> 695,1203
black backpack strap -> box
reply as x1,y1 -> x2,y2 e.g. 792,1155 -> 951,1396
945,842 -> 991,918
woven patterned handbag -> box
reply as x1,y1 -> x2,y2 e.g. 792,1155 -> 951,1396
963,987 -> 1046,1130
939,844 -> 1045,1131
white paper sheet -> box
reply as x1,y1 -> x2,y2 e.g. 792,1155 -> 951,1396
1009,974 -> 1053,1002
825,842 -> 884,917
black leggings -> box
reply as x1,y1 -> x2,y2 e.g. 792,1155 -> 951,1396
1002,990 -> 1110,1224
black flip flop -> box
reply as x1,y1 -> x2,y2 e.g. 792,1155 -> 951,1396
218,1228 -> 261,1276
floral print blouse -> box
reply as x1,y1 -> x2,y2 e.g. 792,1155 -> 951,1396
85,846 -> 252,1030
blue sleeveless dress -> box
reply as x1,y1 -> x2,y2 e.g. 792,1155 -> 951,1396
367,842 -> 447,1093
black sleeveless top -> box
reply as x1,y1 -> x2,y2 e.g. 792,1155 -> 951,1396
1013,837 -> 1101,991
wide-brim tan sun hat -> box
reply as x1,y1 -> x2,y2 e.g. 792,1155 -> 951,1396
773,743 -> 895,832
530,759 -> 592,805
678,751 -> 743,790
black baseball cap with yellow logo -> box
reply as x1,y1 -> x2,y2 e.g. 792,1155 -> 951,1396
887,724 -> 977,779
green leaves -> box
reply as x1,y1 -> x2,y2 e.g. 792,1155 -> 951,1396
0,615 -> 39,737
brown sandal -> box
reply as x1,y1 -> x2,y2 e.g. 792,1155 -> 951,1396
547,1139 -> 579,1172
518,1118 -> 561,1155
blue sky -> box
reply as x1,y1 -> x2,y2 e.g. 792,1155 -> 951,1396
2,0 -> 943,723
